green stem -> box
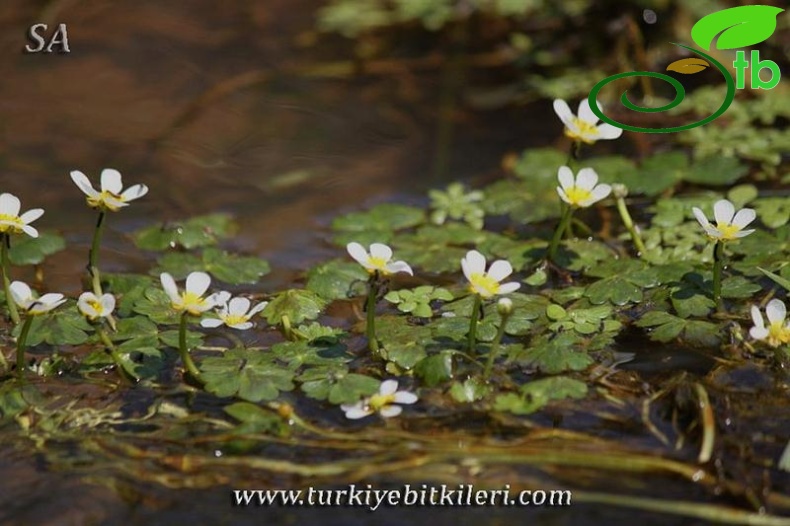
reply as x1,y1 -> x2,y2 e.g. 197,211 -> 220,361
366,275 -> 380,354
547,206 -> 574,262
484,311 -> 510,380
178,312 -> 203,384
712,241 -> 724,311
97,324 -> 138,383
467,294 -> 483,353
15,316 -> 33,378
89,211 -> 106,295
1,234 -> 20,325
616,196 -> 647,256
281,314 -> 294,341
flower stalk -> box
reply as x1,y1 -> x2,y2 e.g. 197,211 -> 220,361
1,234 -> 20,325
97,325 -> 138,383
613,184 -> 646,256
467,293 -> 483,352
712,241 -> 724,310
89,210 -> 107,295
366,274 -> 380,354
179,312 -> 203,384
484,299 -> 512,379
548,206 -> 573,262
15,316 -> 33,378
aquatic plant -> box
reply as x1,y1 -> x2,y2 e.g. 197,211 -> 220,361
9,280 -> 65,376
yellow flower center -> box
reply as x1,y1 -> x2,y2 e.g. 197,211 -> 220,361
366,256 -> 388,271
469,272 -> 500,298
0,214 -> 25,233
766,322 -> 790,347
565,118 -> 599,144
223,313 -> 248,326
87,191 -> 124,211
87,298 -> 104,317
369,393 -> 396,411
715,222 -> 742,241
563,186 -> 594,207
177,292 -> 208,315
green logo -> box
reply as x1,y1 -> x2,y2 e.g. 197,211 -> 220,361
588,5 -> 785,133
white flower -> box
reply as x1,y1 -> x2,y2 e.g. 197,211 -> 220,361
692,199 -> 756,242
341,379 -> 418,419
70,169 -> 148,212
9,281 -> 65,315
160,271 -> 219,315
750,299 -> 790,348
553,98 -> 623,144
200,296 -> 268,330
556,166 -> 611,208
0,193 -> 44,238
77,292 -> 116,320
346,242 -> 413,276
461,250 -> 520,299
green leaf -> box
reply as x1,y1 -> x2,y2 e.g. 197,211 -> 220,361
299,367 -> 380,404
384,286 -> 454,318
133,214 -> 238,251
263,290 -> 326,325
153,247 -> 270,285
271,340 -> 350,368
306,259 -> 368,301
754,198 -> 790,229
201,349 -> 294,402
332,204 -> 424,246
224,402 -> 288,435
9,232 -> 66,266
115,343 -> 165,379
512,334 -> 593,374
494,376 -> 587,415
691,5 -> 784,50
429,182 -> 485,230
449,377 -> 491,403
758,267 -> 790,293
133,288 -> 180,325
104,274 -> 155,317
720,276 -> 761,299
414,351 -> 455,387
727,184 -> 759,208
683,156 -> 748,186
14,304 -> 92,346
636,311 -> 720,346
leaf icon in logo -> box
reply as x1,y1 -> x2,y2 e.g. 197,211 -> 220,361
691,5 -> 785,50
666,58 -> 710,74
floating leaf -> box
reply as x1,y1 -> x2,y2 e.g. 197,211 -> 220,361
332,204 -> 424,246
153,248 -> 270,285
201,349 -> 294,402
9,232 -> 66,266
306,259 -> 368,301
299,367 -> 380,404
758,267 -> 790,293
666,57 -> 709,74
449,377 -> 490,403
494,376 -> 587,415
13,304 -> 92,346
263,289 -> 326,325
691,5 -> 784,51
133,214 -> 238,251
414,351 -> 455,387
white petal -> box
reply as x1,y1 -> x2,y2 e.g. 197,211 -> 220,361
200,318 -> 224,328
750,305 -> 765,330
731,208 -> 756,229
393,391 -> 418,404
578,98 -> 598,124
584,184 -> 611,206
556,187 -> 572,205
497,282 -> 521,295
750,326 -> 769,340
692,207 -> 711,229
100,293 -> 116,314
69,171 -> 99,197
247,301 -> 268,317
765,299 -> 786,324
386,260 -> 413,276
209,290 -> 231,306
369,243 -> 393,262
0,194 -> 21,216
461,250 -> 486,281
379,405 -> 402,418
78,296 -> 99,318
159,273 -> 181,303
379,379 -> 399,396
552,99 -> 574,127
19,208 -> 44,224
734,229 -> 755,238
228,297 -> 251,315
120,184 -> 148,202
713,200 -> 735,226
100,169 -> 123,194
185,271 -> 211,297
342,404 -> 372,420
487,260 -> 513,282
575,168 -> 599,191
346,242 -> 369,266
557,166 -> 574,191
596,123 -> 623,140
9,281 -> 32,305
20,224 -> 39,238
228,321 -> 253,330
